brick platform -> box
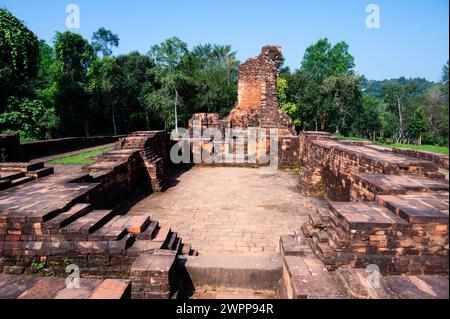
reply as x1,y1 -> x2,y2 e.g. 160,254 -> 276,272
0,131 -> 189,299
0,274 -> 131,299
301,198 -> 448,275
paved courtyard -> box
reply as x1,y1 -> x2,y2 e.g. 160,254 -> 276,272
128,166 -> 324,255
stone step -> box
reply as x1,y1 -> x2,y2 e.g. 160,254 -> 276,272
334,268 -> 391,299
381,274 -> 449,299
25,167 -> 54,179
0,274 -> 131,299
62,210 -> 115,235
88,216 -> 128,241
44,203 -> 93,230
279,235 -> 309,257
312,230 -> 331,244
328,202 -> 409,231
377,193 -> 449,224
123,216 -> 151,234
152,226 -> 171,243
309,210 -> 327,228
162,231 -> 178,250
136,221 -> 159,240
0,171 -> 25,181
11,176 -> 34,186
301,223 -> 317,238
280,243 -> 344,299
0,162 -> 44,173
191,287 -> 277,299
172,237 -> 182,253
316,207 -> 332,223
355,173 -> 449,195
181,243 -> 192,255
290,273 -> 345,299
180,254 -> 283,290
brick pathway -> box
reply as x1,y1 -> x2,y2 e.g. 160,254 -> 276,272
128,166 -> 324,255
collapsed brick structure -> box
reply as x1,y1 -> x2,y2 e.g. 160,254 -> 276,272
228,46 -> 296,135
296,131 -> 449,276
186,46 -> 299,167
0,131 -> 192,299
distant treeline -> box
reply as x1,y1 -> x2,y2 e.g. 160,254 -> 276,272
1,8 -> 448,146
278,39 -> 449,146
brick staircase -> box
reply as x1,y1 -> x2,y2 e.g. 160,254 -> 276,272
0,196 -> 197,256
0,274 -> 131,299
140,149 -> 168,192
279,233 -> 448,299
301,196 -> 448,275
0,162 -> 53,191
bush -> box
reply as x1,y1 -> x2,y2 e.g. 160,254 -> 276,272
0,97 -> 59,140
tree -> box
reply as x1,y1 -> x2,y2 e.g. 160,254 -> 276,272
300,38 -> 355,81
91,27 -> 120,58
148,37 -> 189,131
0,97 -> 59,139
442,61 -> 449,84
407,107 -> 430,145
322,74 -> 362,135
188,43 -> 238,117
381,82 -> 417,131
277,77 -> 301,127
291,39 -> 360,132
54,31 -> 95,136
0,8 -> 39,105
354,95 -> 383,140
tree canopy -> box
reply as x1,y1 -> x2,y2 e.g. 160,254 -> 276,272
0,9 -> 448,148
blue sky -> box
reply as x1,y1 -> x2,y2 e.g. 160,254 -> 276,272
1,0 -> 448,81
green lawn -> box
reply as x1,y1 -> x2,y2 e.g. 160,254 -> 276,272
50,147 -> 113,165
333,135 -> 449,155
386,143 -> 449,155
333,135 -> 370,142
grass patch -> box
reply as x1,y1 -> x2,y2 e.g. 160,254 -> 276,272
333,135 -> 371,142
333,135 -> 449,155
50,147 -> 113,165
385,143 -> 449,155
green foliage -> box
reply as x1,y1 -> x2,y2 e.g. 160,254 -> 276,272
53,31 -> 95,136
1,8 -> 447,150
50,147 -> 113,165
91,27 -> 120,58
407,107 -> 430,145
277,77 -> 301,126
54,31 -> 94,80
0,97 -> 59,139
0,8 -> 40,104
282,39 -> 359,133
389,143 -> 448,155
31,261 -> 45,272
362,77 -> 433,100
300,38 -> 355,81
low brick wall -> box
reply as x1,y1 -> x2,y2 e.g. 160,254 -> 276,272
298,132 -> 439,200
1,135 -> 127,162
391,148 -> 449,170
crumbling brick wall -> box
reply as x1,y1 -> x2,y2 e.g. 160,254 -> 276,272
228,46 -> 296,135
298,132 -> 440,200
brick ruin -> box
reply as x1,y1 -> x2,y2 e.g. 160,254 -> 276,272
186,46 -> 299,167
0,131 -> 193,299
228,46 -> 296,135
0,46 -> 449,299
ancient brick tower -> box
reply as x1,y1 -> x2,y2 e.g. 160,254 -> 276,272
228,45 -> 296,135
